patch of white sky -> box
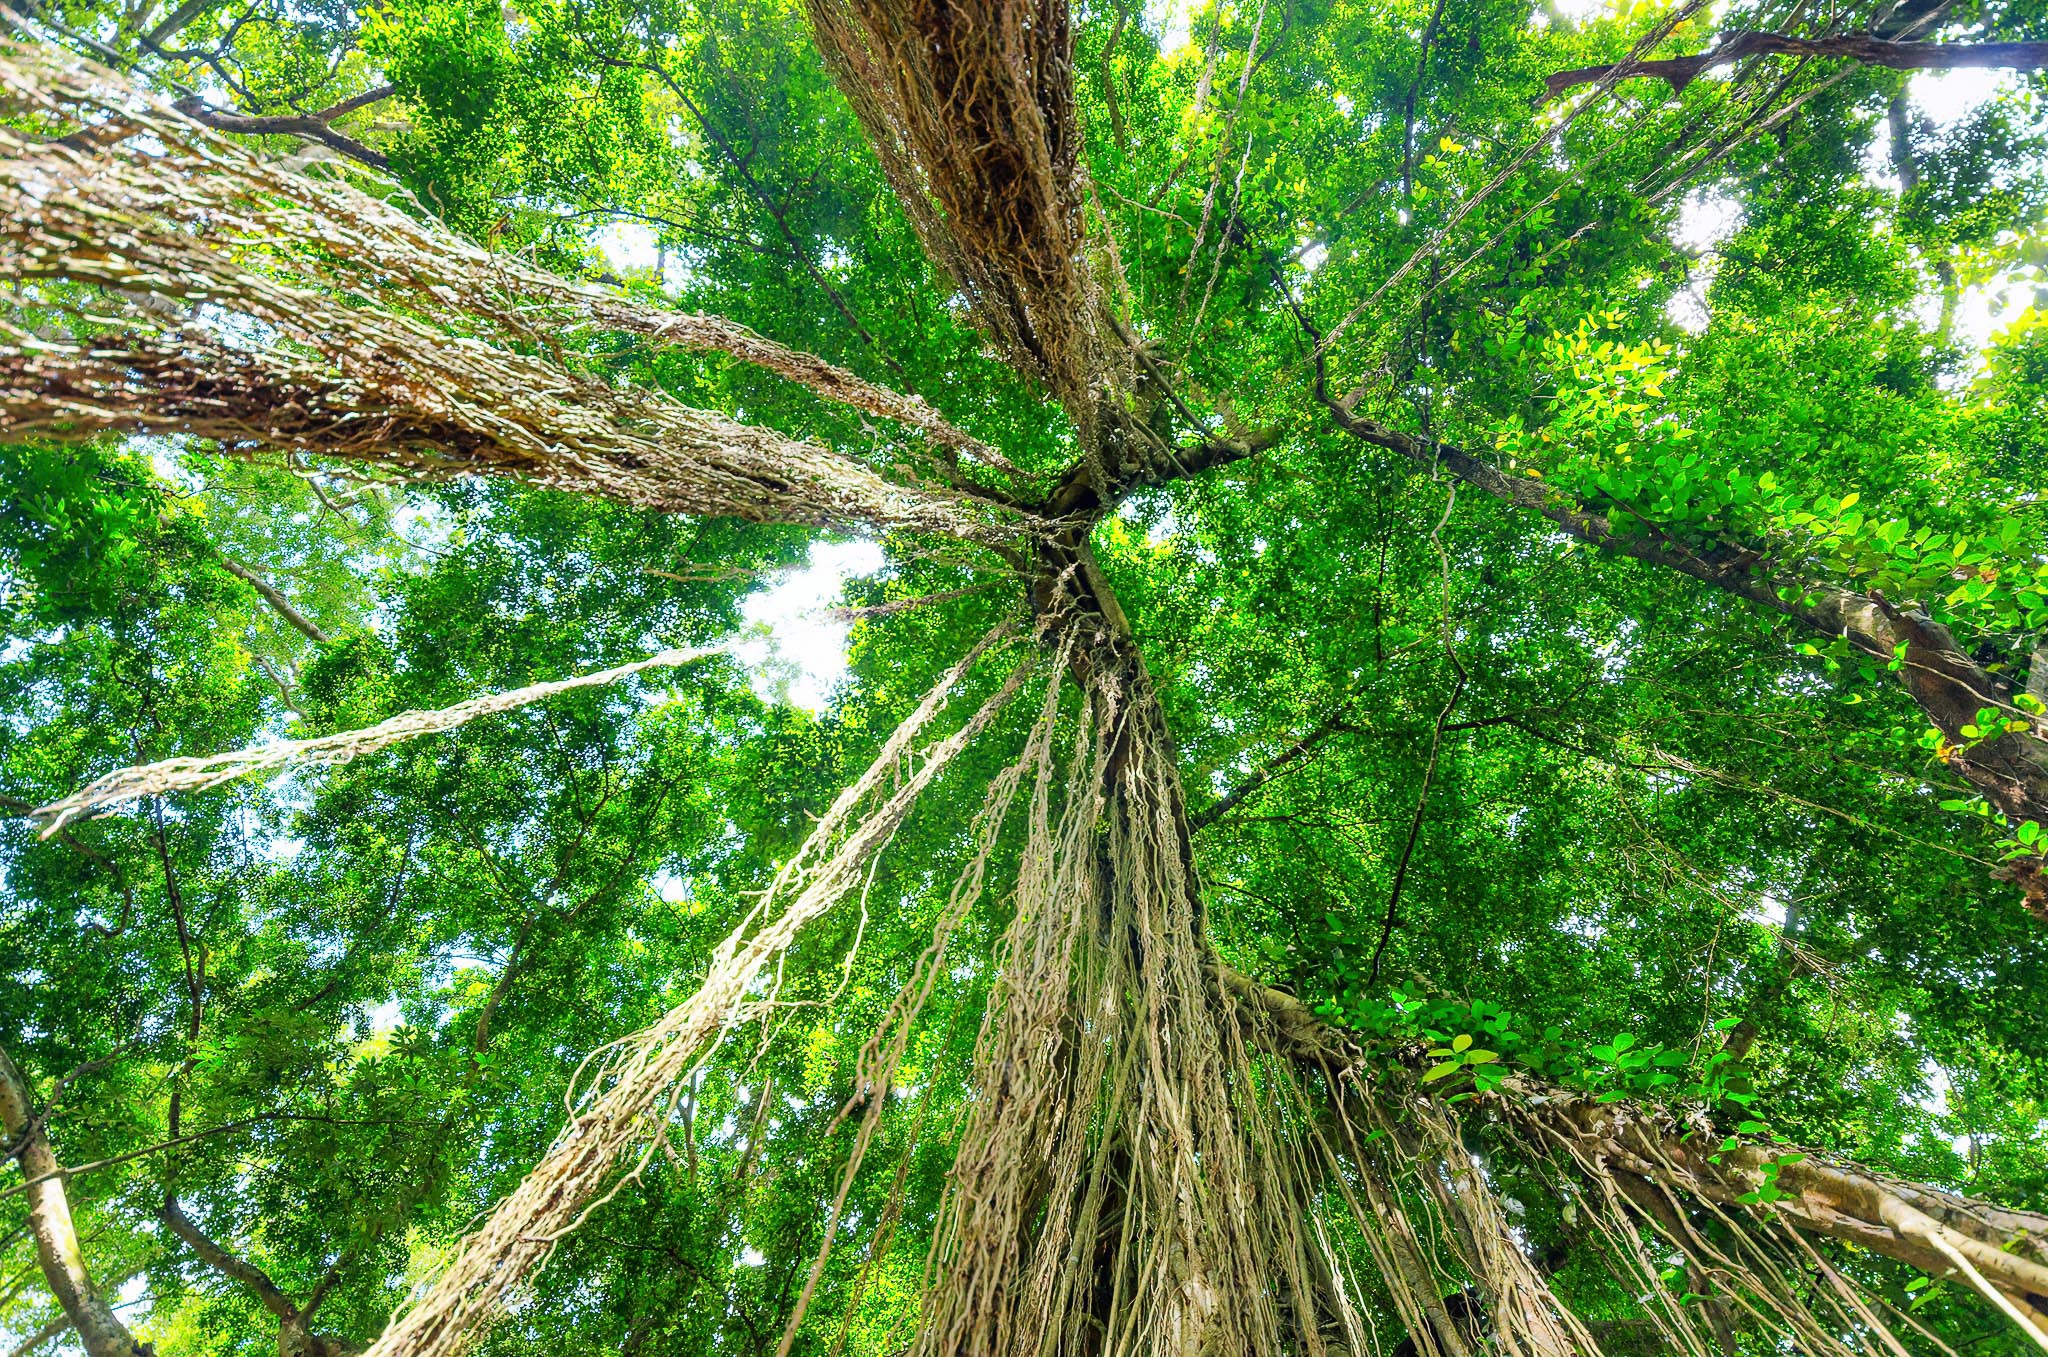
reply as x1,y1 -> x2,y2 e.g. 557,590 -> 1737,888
1664,67 -> 2039,354
1147,0 -> 1197,56
594,220 -> 691,291
730,537 -> 890,712
1880,71 -> 2039,360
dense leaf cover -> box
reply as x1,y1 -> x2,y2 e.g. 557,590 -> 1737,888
4,0 -> 2048,1351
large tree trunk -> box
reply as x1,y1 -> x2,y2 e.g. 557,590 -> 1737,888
0,1046 -> 146,1357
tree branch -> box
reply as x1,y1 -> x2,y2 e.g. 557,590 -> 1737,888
160,1194 -> 358,1353
1367,669 -> 1464,988
217,556 -> 330,644
1,49 -> 1026,551
158,1195 -> 297,1322
1308,375 -> 2048,909
1190,712 -> 1355,832
171,95 -> 391,171
1217,967 -> 2048,1314
0,1045 -> 144,1357
1544,31 -> 2048,102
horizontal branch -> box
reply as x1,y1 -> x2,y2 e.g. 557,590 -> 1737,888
172,93 -> 391,171
0,44 -> 1029,551
29,645 -> 725,833
1544,31 -> 2048,100
1219,967 -> 2048,1317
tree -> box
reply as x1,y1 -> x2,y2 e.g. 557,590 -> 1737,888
3,0 -> 2048,1354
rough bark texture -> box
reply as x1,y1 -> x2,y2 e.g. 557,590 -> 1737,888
0,1046 -> 146,1357
12,23 -> 2048,1357
0,43 -> 1024,549
802,0 -> 1109,416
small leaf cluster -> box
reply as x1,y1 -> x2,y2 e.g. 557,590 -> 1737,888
1328,988 -> 1760,1123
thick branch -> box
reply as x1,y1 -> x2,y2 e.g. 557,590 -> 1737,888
582,300 -> 1024,485
0,1045 -> 144,1357
159,1195 -> 296,1321
803,0 -> 1115,416
1319,403 -> 2048,891
1544,31 -> 2048,101
160,1196 -> 358,1356
0,47 -> 1024,551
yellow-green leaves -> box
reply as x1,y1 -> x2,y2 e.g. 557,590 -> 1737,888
1423,1033 -> 1501,1086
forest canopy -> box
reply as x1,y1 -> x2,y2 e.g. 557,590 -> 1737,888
3,0 -> 2048,1352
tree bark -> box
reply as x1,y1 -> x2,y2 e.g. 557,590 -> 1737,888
160,1196 -> 358,1357
218,557 -> 332,644
0,1046 -> 146,1357
171,94 -> 392,171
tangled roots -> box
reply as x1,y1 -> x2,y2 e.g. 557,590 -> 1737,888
916,617 -> 1338,1357
803,0 -> 1122,418
363,624 -> 1031,1357
0,39 -> 1020,544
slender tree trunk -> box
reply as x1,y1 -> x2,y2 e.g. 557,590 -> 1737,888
0,1046 -> 145,1357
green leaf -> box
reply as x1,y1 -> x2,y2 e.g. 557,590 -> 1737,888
1423,1061 -> 1462,1083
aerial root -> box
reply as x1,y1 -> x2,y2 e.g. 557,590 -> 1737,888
360,622 -> 1031,1357
28,646 -> 727,835
775,646 -> 1071,1357
916,617 -> 1341,1357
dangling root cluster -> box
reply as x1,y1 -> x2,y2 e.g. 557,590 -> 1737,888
884,588 -> 2048,1357
29,645 -> 726,835
362,624 -> 1033,1357
803,0 -> 1121,417
916,604 -> 1341,1357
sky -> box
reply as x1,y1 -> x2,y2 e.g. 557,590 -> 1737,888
728,538 -> 889,711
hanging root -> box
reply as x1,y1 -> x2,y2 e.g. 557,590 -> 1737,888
916,599 -> 1346,1357
28,646 -> 726,836
1226,971 -> 2048,1357
362,624 -> 1032,1357
0,39 -> 1021,543
802,0 -> 1120,416
775,649 -> 1071,1357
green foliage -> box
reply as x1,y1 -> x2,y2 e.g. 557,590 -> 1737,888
9,0 -> 2048,1350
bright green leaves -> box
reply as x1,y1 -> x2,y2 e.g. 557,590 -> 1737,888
0,441 -> 175,630
1423,1030 -> 1503,1093
1735,1151 -> 1807,1206
1336,988 -> 1764,1122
